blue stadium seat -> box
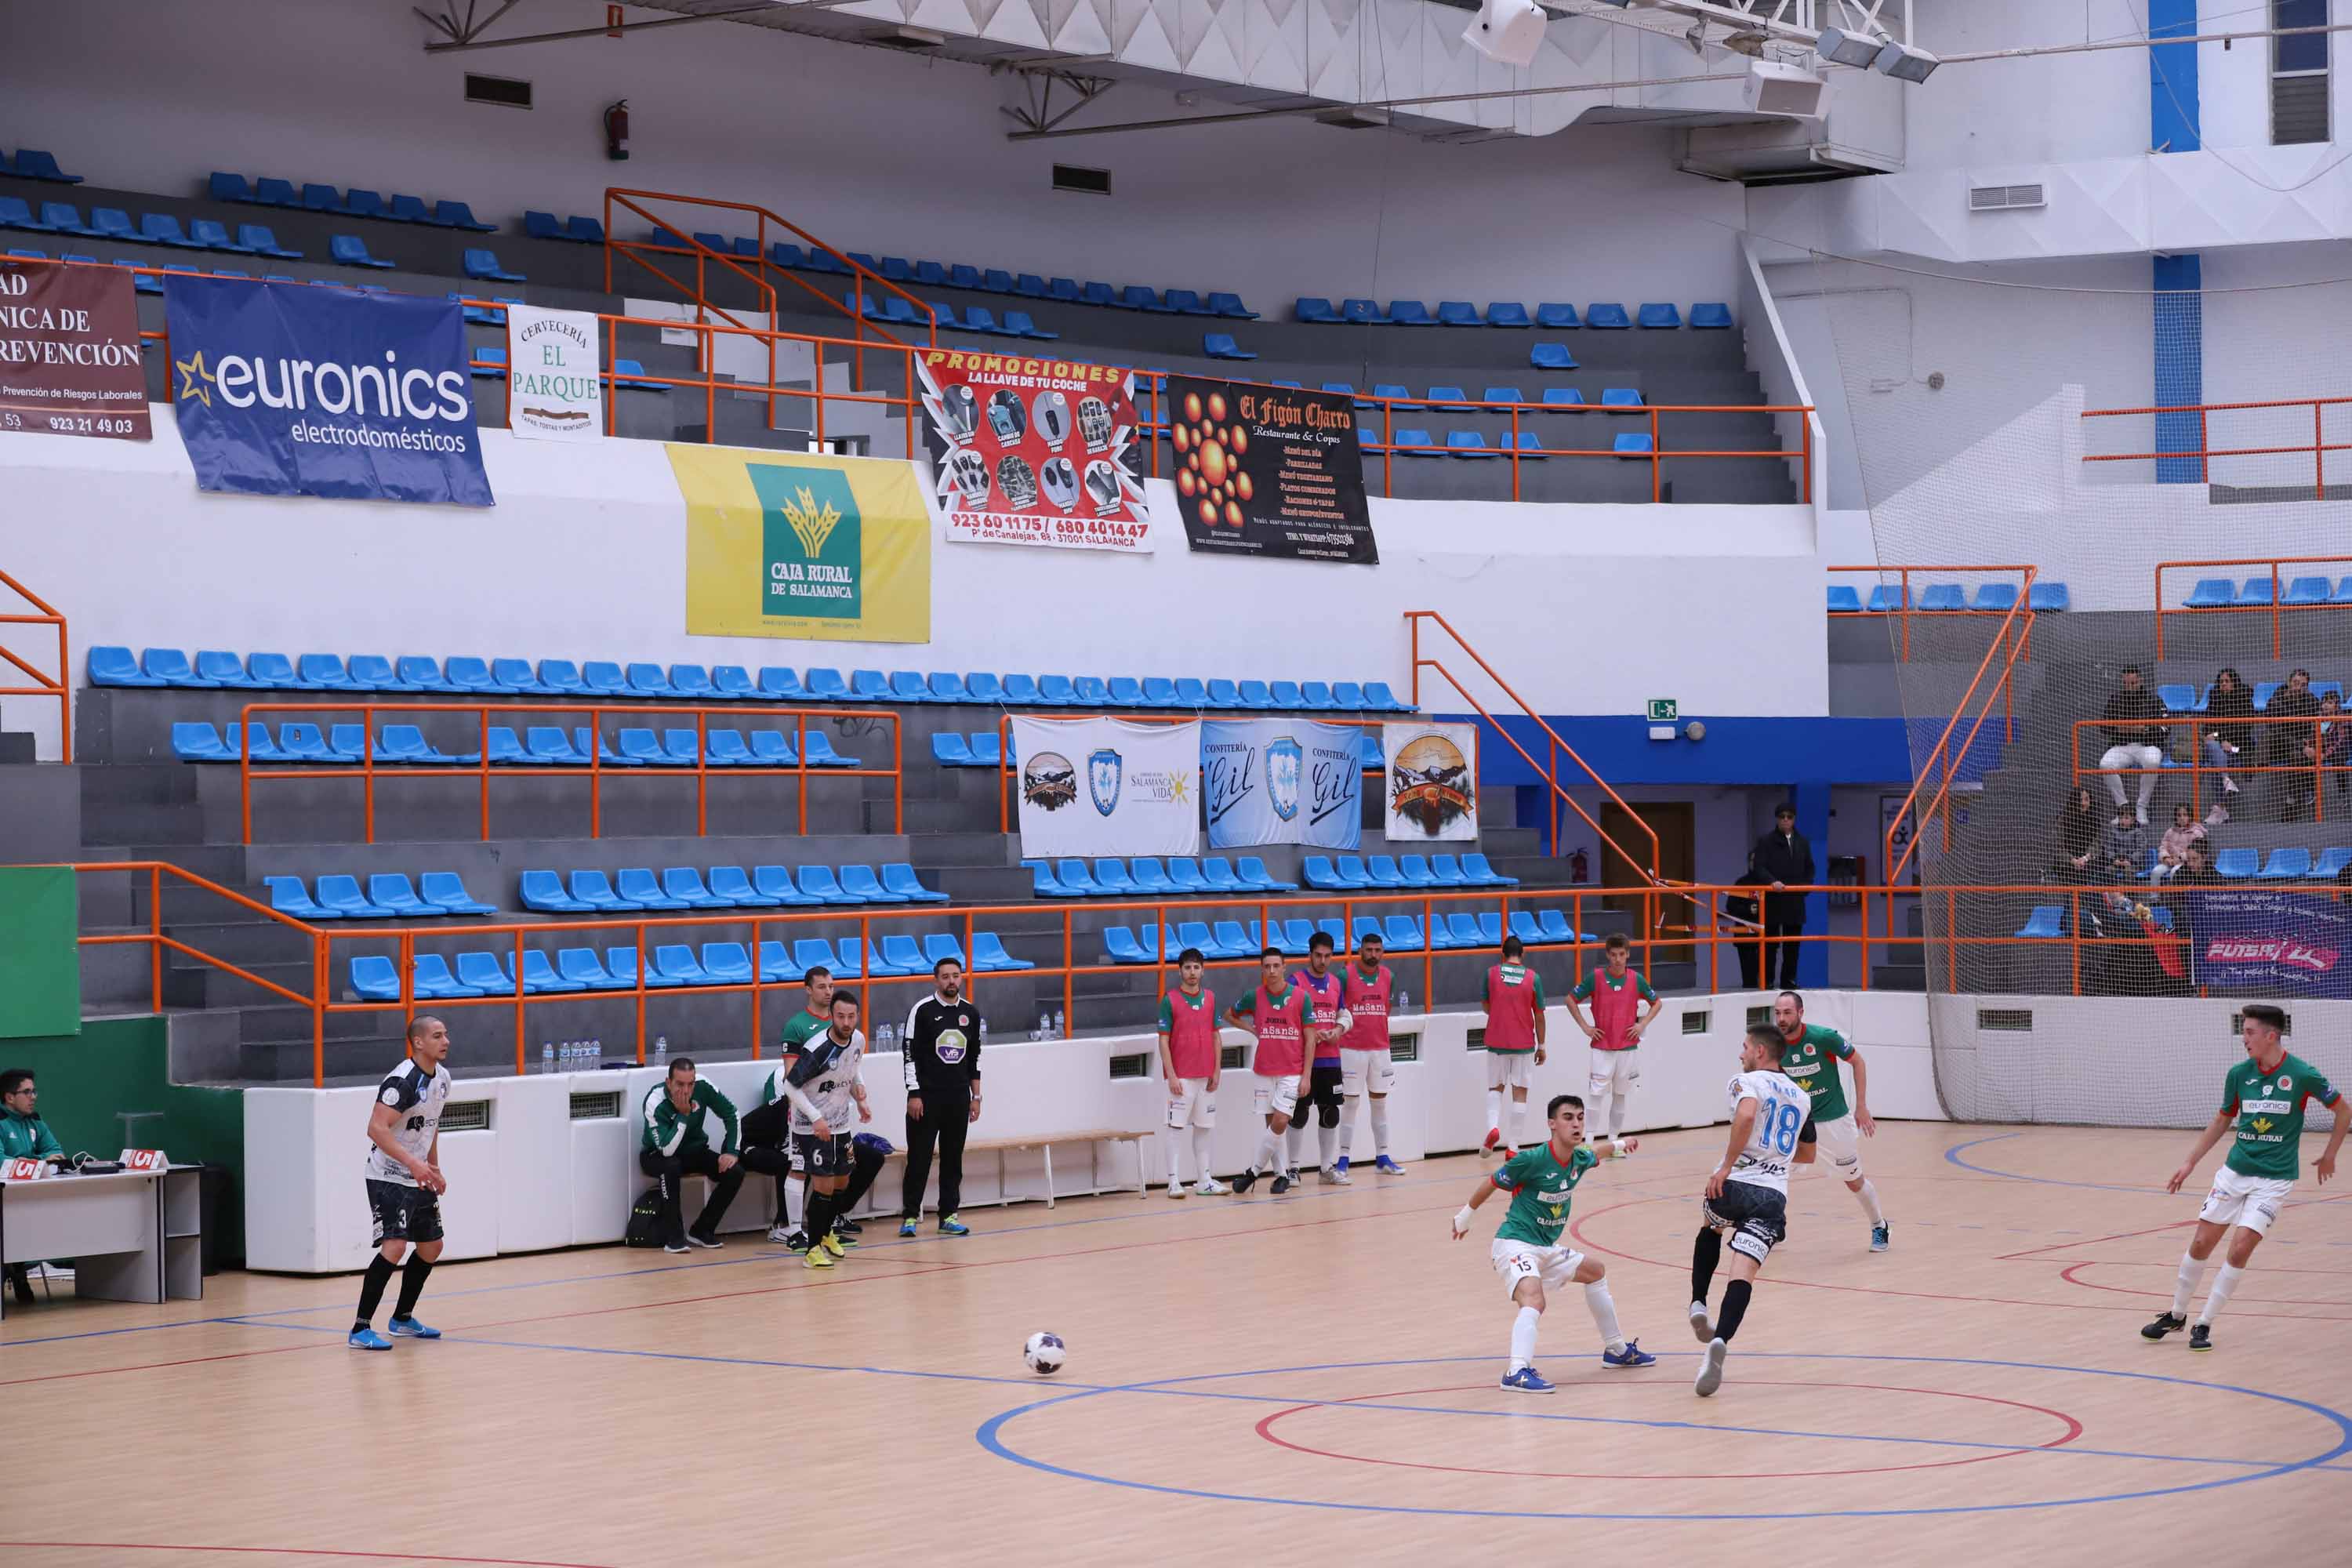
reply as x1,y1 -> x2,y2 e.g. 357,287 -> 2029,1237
1142,676 -> 1180,706
790,865 -> 855,906
2257,847 -> 2314,880
1386,300 -> 1435,326
1329,298 -> 1375,324
171,723 -> 234,762
556,949 -> 626,990
568,870 -> 641,913
2284,575 -> 2333,606
1485,302 -> 1533,328
1690,302 -> 1734,329
1392,430 -> 1437,455
1435,300 -> 1479,326
971,931 -> 1031,971
136,213 -> 204,249
463,247 -> 524,282
1446,431 -> 1496,457
1918,583 -> 1967,612
1425,385 -> 1471,408
2238,578 -> 2275,606
2158,684 -> 2200,713
666,664 -> 715,700
2014,906 -> 2065,938
343,189 -> 390,222
1206,292 -> 1256,319
1867,585 -> 1908,612
615,867 -> 688,909
1381,916 -> 1425,953
1363,855 -> 1407,889
187,217 -> 250,252
1530,343 -> 1577,370
329,234 -> 394,268
1071,675 -> 1111,706
1173,677 -> 1211,709
1237,680 -> 1276,709
2185,578 -> 2235,608
1123,285 -> 1170,312
434,201 -> 496,232
83,646 -> 159,688
2028,583 -> 2071,612
386,195 -> 432,225
445,655 -> 513,694
6,149 -> 78,184
1081,281 -> 1120,308
1462,852 -> 1517,887
1534,303 -> 1579,329
1586,303 -> 1633,329
208,172 -> 256,205
1303,856 -> 1353,891
1000,310 -> 1056,340
234,223 -> 300,259
1090,858 -> 1137,898
362,874 -> 434,920
521,869 -> 591,912
931,733 -> 977,768
1612,434 -> 1654,456
1600,388 -> 1644,408
1199,857 -> 1244,893
316,874 -> 393,918
794,667 -> 847,702
645,945 -> 707,986
2212,848 -> 2260,879
89,208 -> 136,243
139,647 -> 209,686
1827,585 -> 1864,613
1393,854 -> 1439,887
702,730 -> 754,767
1203,332 -> 1256,360
248,178 -> 296,208
966,732 -> 1002,767
1103,926 -> 1152,964
880,863 -> 946,904
1971,584 -> 2020,612
1636,303 -> 1682,328
1269,680 -> 1306,707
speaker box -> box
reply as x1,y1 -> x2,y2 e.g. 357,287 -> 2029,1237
1462,0 -> 1546,69
1745,60 -> 1826,118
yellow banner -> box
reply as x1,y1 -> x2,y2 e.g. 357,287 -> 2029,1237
669,445 -> 931,643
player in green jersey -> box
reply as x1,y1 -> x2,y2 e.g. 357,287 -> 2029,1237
1773,992 -> 1887,1251
1450,1093 -> 1656,1392
2143,1004 -> 2345,1351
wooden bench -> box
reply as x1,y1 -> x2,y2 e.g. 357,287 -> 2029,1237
880,1128 -> 1152,1210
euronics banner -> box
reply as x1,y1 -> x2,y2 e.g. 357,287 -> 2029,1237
164,276 -> 492,504
2187,889 -> 2352,998
916,349 -> 1151,554
1165,376 -> 1375,564
670,445 -> 931,643
1014,717 -> 1199,859
0,259 -> 150,441
1383,722 -> 1479,842
1203,720 -> 1362,851
506,304 -> 604,441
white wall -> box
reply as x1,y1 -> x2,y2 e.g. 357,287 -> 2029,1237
1908,0 -> 2153,169
244,988 -> 1940,1272
0,0 -> 1747,314
0,409 -> 1830,762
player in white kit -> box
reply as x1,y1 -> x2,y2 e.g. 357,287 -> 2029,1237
1688,1024 -> 1804,1396
350,1016 -> 453,1350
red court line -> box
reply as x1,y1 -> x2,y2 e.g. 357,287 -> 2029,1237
0,1543 -> 609,1566
1253,1378 -> 2084,1480
0,1338 -> 336,1389
1997,1192 -> 2352,1262
2056,1261 -> 2352,1312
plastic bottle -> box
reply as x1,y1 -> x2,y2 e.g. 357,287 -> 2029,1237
1037,1011 -> 1051,1041
1053,1008 -> 1065,1040
654,1034 -> 670,1068
542,1040 -> 556,1075
589,1036 -> 603,1067
978,1018 -> 989,1048
1397,985 -> 1412,1014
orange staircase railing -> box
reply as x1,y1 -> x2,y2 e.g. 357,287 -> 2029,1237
1827,564 -> 2037,662
0,568 -> 68,761
2082,392 -> 2352,493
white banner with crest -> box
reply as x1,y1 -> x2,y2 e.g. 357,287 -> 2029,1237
1012,717 -> 1200,859
1202,720 -> 1362,850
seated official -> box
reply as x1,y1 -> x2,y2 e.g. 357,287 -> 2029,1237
2,1069 -> 65,1307
638,1058 -> 746,1254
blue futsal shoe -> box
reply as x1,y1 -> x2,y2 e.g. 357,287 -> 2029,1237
1374,1155 -> 1407,1174
1501,1366 -> 1555,1394
387,1316 -> 441,1339
1601,1339 -> 1656,1368
348,1327 -> 393,1351
1332,1156 -> 1349,1175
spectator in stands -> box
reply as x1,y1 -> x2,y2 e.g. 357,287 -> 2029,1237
2054,786 -> 2103,882
2265,669 -> 2320,817
2152,803 -> 2208,882
637,1058 -> 745,1254
1749,804 -> 1813,988
2100,803 -> 2147,884
2292,689 -> 2350,819
2172,842 -> 2222,886
1722,861 -> 1766,989
2202,666 -> 2252,806
2096,666 -> 2168,826
1,1069 -> 64,1306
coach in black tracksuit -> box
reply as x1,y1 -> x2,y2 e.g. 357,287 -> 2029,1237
901,958 -> 984,1235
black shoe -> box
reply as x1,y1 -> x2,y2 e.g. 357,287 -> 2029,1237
2189,1323 -> 2212,1352
833,1216 -> 862,1236
1231,1168 -> 1258,1194
2140,1311 -> 2187,1341
1270,1173 -> 1292,1195
8,1267 -> 33,1307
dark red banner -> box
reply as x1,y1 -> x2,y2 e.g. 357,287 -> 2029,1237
0,260 -> 150,440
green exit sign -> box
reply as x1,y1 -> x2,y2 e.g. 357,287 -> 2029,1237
1646,698 -> 1678,723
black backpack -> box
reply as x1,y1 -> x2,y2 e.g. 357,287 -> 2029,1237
623,1185 -> 665,1248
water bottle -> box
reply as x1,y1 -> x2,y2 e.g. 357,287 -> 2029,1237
542,1040 -> 555,1075
654,1035 -> 670,1068
590,1036 -> 603,1068
1053,1008 -> 1065,1040
1397,985 -> 1412,1014
978,1017 -> 989,1047
881,1022 -> 898,1051
1038,1011 -> 1051,1041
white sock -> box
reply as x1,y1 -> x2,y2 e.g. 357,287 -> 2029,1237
1486,1088 -> 1504,1134
1589,1092 -> 1613,1142
1318,1122 -> 1338,1168
1608,1093 -> 1628,1139
1508,1098 -> 1528,1150
1369,1098 -> 1390,1156
1191,1123 -> 1213,1182
1252,1127 -> 1279,1173
1161,1124 -> 1185,1185
783,1180 -> 803,1228
1584,1279 -> 1625,1354
1287,1123 -> 1308,1171
1341,1094 -> 1363,1160
2171,1251 -> 2209,1317
1509,1305 -> 1541,1372
1853,1178 -> 1884,1225
2198,1263 -> 2245,1326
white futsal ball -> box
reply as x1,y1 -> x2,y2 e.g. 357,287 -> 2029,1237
1023,1331 -> 1067,1376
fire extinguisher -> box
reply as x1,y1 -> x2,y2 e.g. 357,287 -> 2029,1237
604,100 -> 630,162
1569,848 -> 1589,884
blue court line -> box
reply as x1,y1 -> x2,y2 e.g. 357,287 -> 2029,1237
222,1319 -> 2346,1474
1944,1133 -> 2172,1192
975,1352 -> 2352,1519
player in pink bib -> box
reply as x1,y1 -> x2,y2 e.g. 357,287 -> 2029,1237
1336,930 -> 1407,1178
1225,947 -> 1320,1196
1565,933 -> 1663,1142
1157,947 -> 1228,1199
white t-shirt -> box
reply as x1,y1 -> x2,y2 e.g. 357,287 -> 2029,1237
365,1058 -> 452,1185
785,1029 -> 865,1135
1725,1068 -> 1804,1196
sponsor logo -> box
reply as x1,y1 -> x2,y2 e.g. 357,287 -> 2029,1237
173,343 -> 470,423
2251,1116 -> 2274,1134
2278,1075 -> 2293,1091
1201,736 -> 1253,826
1388,733 -> 1472,836
1267,735 -> 1301,822
2203,936 -> 2341,971
935,1029 -> 967,1065
2241,1099 -> 2291,1115
752,466 -> 861,621
1087,747 -> 1123,815
1022,750 -> 1077,812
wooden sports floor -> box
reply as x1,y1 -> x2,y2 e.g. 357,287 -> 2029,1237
4,1123 -> 2347,1567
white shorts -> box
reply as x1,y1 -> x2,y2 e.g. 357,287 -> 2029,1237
1588,1047 -> 1640,1098
1166,1077 -> 1217,1130
1806,1112 -> 1864,1178
1342,1046 -> 1396,1096
2198,1166 -> 2293,1236
1251,1073 -> 1300,1120
1491,1237 -> 1586,1299
1486,1052 -> 1534,1091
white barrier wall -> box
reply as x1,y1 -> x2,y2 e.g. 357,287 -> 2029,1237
244,989 -> 1938,1273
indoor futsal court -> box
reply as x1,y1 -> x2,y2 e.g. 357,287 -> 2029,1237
5,1123 -> 2347,1566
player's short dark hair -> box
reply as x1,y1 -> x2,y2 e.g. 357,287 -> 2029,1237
1777,989 -> 1804,1011
1177,946 -> 1206,965
666,1056 -> 696,1076
1358,930 -> 1383,949
1775,801 -> 1796,816
932,956 -> 962,976
1308,931 -> 1335,953
1501,935 -> 1524,958
0,1069 -> 32,1097
1545,1093 -> 1585,1119
1747,1025 -> 1786,1057
830,989 -> 860,1012
1259,946 -> 1283,962
405,1014 -> 443,1045
804,965 -> 832,985
1604,933 -> 1629,952
2241,1004 -> 2288,1035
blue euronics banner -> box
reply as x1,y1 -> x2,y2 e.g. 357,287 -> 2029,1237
163,277 -> 493,506
2188,888 -> 2352,999
1203,719 -> 1362,851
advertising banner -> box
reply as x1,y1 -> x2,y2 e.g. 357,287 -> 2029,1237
916,348 -> 1151,554
164,276 -> 492,504
1383,722 -> 1479,842
1202,719 -> 1363,851
1165,376 -> 1374,564
671,445 -> 931,643
0,259 -> 150,440
1014,717 -> 1199,859
2186,888 -> 2352,998
506,304 -> 604,441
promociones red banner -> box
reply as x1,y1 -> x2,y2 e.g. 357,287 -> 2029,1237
916,349 -> 1150,553
0,259 -> 150,440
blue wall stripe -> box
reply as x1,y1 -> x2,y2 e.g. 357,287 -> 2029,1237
2154,252 -> 2205,485
2151,0 -> 2201,153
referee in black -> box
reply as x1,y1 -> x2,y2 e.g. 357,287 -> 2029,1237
899,956 -> 983,1237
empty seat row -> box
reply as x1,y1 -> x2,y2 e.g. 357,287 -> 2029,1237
519,862 -> 942,914
2184,575 -> 2352,608
1,147 -> 80,183
207,172 -> 495,230
93,648 -> 1413,714
0,199 -> 303,260
853,293 -> 1058,339
1029,856 -> 1294,898
171,720 -> 859,769
1293,299 -> 1730,330
264,873 -> 497,920
2158,678 -> 2345,713
1105,907 -> 1587,963
1372,430 -> 1652,459
1828,582 -> 2071,613
931,730 -> 1385,770
522,211 -> 607,245
1228,383 -> 1640,413
1305,852 -> 1518,891
350,931 -> 1031,1000
2205,846 -> 2352,880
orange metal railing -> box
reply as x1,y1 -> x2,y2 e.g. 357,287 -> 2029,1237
2153,555 -> 2352,659
1828,564 -> 2038,662
0,567 -> 69,761
236,701 -> 902,844
2082,393 -> 2352,494
1882,567 -> 2039,887
2071,713 -> 2350,823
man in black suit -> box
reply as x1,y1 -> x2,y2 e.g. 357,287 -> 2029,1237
1751,804 -> 1814,989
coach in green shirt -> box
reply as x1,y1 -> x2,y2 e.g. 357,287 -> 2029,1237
2,1069 -> 64,1307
